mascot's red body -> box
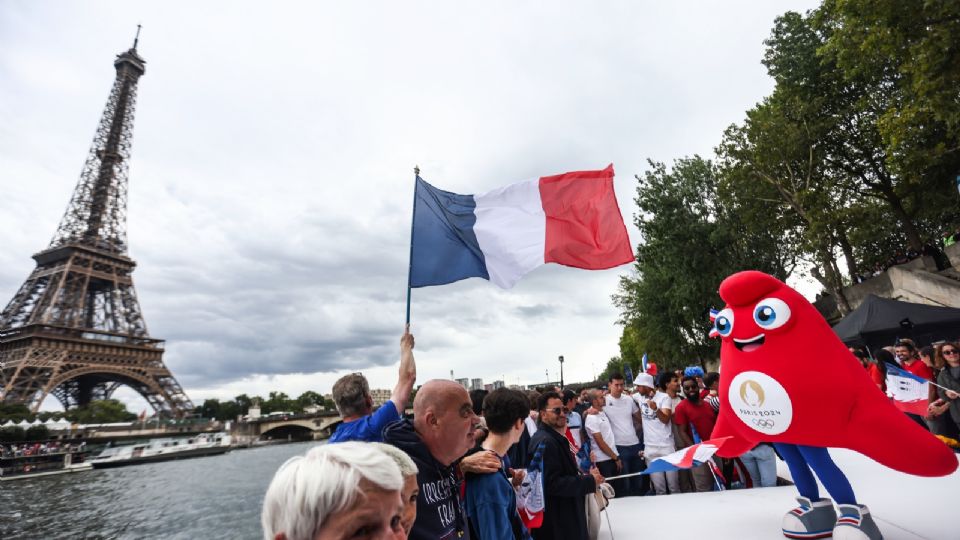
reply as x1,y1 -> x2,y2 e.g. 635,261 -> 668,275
712,271 -> 956,476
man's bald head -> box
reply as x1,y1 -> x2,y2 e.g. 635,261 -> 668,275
412,379 -> 476,466
414,380 -> 467,418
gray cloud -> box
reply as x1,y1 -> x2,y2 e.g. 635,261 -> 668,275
0,1 -> 820,406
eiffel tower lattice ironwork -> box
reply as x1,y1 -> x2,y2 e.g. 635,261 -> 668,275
0,34 -> 194,416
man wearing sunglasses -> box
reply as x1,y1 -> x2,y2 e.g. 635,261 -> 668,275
529,391 -> 604,540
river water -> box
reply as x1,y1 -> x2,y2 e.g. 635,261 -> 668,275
0,440 -> 319,539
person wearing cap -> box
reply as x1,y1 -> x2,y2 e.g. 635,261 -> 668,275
632,372 -> 680,495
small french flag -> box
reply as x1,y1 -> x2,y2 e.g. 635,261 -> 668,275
885,364 -> 930,416
708,308 -> 720,338
641,352 -> 649,373
642,437 -> 731,475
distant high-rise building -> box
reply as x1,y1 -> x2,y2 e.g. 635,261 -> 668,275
492,380 -> 505,390
369,389 -> 391,407
456,378 -> 470,390
471,378 -> 484,391
484,384 -> 493,392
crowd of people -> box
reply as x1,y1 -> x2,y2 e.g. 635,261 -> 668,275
852,338 -> 960,441
0,440 -> 83,458
259,329 -> 960,539
259,330 -> 784,540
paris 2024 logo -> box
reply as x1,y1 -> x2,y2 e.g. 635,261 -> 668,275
728,371 -> 793,435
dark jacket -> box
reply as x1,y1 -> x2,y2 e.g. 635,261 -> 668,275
383,419 -> 469,540
506,421 -> 533,469
937,366 -> 960,425
529,425 -> 596,540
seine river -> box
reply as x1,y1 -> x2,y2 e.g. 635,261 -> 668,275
0,440 -> 318,539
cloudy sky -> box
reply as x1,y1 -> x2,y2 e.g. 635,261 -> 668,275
0,1 -> 819,410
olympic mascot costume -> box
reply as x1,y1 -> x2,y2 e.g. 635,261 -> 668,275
710,271 -> 957,540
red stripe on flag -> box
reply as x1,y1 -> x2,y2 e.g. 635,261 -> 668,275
539,164 -> 634,270
676,443 -> 700,468
893,398 -> 928,416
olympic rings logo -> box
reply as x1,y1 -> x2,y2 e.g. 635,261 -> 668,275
752,419 -> 775,429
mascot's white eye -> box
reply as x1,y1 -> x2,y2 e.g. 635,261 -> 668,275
753,298 -> 791,330
715,308 -> 734,336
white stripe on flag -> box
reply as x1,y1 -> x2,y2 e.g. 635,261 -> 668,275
886,368 -> 928,404
473,178 -> 546,288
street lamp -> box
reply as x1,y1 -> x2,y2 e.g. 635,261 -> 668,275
558,355 -> 565,389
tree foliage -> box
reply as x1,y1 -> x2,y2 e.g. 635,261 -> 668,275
63,399 -> 137,424
194,391 -> 335,421
615,1 -> 960,363
614,157 -> 793,370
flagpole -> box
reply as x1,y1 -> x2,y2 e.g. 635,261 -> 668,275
405,165 -> 420,326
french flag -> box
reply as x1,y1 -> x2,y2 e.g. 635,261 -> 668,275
885,364 -> 930,416
641,437 -> 730,475
409,165 -> 634,289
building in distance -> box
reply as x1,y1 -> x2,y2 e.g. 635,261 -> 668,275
369,388 -> 391,407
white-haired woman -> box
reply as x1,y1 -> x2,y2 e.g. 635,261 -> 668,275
262,441 -> 406,540
371,443 -> 420,535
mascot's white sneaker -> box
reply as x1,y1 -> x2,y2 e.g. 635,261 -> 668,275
782,496 -> 837,539
833,504 -> 882,540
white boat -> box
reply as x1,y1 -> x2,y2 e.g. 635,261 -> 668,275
0,446 -> 92,481
89,433 -> 232,469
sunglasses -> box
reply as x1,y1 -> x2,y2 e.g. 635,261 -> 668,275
943,349 -> 959,355
544,407 -> 564,415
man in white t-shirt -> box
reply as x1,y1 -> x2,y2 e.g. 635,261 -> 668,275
633,372 -> 680,495
583,388 -> 620,481
604,373 -> 643,496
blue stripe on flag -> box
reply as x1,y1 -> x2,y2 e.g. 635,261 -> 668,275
409,177 -> 489,287
885,363 -> 929,383
643,458 -> 703,475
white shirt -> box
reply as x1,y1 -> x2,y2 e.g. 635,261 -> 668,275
604,393 -> 639,446
584,411 -> 618,462
524,415 -> 538,437
634,391 -> 675,449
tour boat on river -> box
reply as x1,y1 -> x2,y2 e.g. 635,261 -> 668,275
0,445 -> 92,481
89,433 -> 232,469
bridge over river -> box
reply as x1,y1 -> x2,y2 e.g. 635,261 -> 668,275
230,407 -> 413,444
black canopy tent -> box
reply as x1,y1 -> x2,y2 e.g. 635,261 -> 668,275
832,294 -> 960,350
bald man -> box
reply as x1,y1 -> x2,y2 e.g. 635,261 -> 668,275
384,379 -> 500,540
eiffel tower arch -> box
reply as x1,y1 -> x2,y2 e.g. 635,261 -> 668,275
0,33 -> 194,416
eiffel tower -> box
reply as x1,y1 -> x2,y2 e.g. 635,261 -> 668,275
0,32 -> 194,416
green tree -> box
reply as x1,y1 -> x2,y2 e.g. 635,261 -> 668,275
614,157 -> 793,369
820,0 -> 960,227
0,426 -> 25,443
63,400 -> 137,424
218,401 -> 241,421
24,424 -> 50,441
199,399 -> 221,420
296,391 -> 324,409
0,403 -> 31,423
261,391 -> 297,414
233,394 -> 253,415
